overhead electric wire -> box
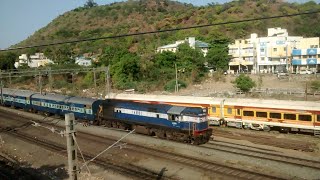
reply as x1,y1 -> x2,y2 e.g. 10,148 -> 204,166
1,10 -> 320,52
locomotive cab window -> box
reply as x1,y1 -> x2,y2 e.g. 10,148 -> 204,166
270,112 -> 281,119
299,115 -> 311,122
284,113 -> 296,120
169,114 -> 180,121
243,111 -> 254,117
256,112 -> 267,118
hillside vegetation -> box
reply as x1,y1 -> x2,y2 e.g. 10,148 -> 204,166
6,0 -> 320,93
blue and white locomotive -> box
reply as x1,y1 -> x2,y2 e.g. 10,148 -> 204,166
1,88 -> 212,144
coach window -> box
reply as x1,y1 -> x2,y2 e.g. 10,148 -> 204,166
212,107 -> 216,113
298,115 -> 312,122
227,108 -> 232,114
256,112 -> 267,118
284,113 -> 296,120
317,115 -> 320,122
270,112 -> 281,119
243,111 -> 254,117
156,114 -> 159,118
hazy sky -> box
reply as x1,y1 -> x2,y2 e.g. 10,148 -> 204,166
0,0 -> 319,49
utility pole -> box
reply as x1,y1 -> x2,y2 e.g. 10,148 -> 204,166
9,73 -> 11,85
65,113 -> 78,180
175,63 -> 178,93
305,82 -> 308,101
93,68 -> 97,96
105,66 -> 110,99
39,72 -> 42,94
0,81 -> 3,105
286,43 -> 288,72
48,67 -> 53,92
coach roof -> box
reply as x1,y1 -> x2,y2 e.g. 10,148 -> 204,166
2,88 -> 35,97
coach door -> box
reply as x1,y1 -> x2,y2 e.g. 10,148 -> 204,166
315,114 -> 320,127
235,106 -> 242,120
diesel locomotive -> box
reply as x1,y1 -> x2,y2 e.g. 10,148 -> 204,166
1,88 -> 212,144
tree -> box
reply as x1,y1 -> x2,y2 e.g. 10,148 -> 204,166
0,52 -> 17,70
233,74 -> 256,93
206,39 -> 230,71
176,43 -> 207,82
84,0 -> 98,8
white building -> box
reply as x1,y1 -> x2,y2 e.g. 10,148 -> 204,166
75,56 -> 92,67
228,27 -> 306,74
157,37 -> 210,56
14,53 -> 54,68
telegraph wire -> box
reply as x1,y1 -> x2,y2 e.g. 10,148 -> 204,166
1,10 -> 320,52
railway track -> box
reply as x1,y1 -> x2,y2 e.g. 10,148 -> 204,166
3,107 -> 319,179
0,153 -> 35,180
75,130 -> 284,180
202,141 -> 320,170
0,118 -> 171,180
0,127 -> 169,180
213,128 -> 315,152
0,108 -> 285,179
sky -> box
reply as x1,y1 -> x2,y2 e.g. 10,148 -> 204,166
0,0 -> 319,49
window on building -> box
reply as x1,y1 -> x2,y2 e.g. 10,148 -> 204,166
270,112 -> 281,119
227,108 -> 232,114
156,114 -> 159,118
261,57 -> 265,61
212,107 -> 216,113
298,115 -> 311,122
284,47 -> 287,51
318,55 -> 320,58
303,55 -> 307,58
243,111 -> 254,117
260,48 -> 264,53
273,48 -> 277,52
284,113 -> 296,120
256,112 -> 267,118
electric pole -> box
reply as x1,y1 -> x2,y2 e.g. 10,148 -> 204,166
105,66 -> 110,99
93,68 -> 97,96
175,63 -> 178,93
65,113 -> 78,180
39,72 -> 42,94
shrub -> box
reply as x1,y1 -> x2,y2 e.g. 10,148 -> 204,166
164,79 -> 187,92
233,74 -> 256,93
310,80 -> 320,92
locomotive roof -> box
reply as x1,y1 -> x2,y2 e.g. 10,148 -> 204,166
109,93 -> 320,111
2,88 -> 35,97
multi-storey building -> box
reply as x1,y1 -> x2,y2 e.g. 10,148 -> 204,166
228,27 -> 319,74
291,37 -> 320,73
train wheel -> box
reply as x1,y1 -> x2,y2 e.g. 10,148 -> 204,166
191,138 -> 200,145
156,130 -> 166,139
263,125 -> 271,132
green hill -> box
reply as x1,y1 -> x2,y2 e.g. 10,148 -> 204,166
16,0 -> 320,54
7,0 -> 320,93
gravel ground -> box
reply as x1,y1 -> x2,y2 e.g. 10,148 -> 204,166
1,107 -> 320,179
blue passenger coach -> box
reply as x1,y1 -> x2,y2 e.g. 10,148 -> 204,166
2,88 -> 34,110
